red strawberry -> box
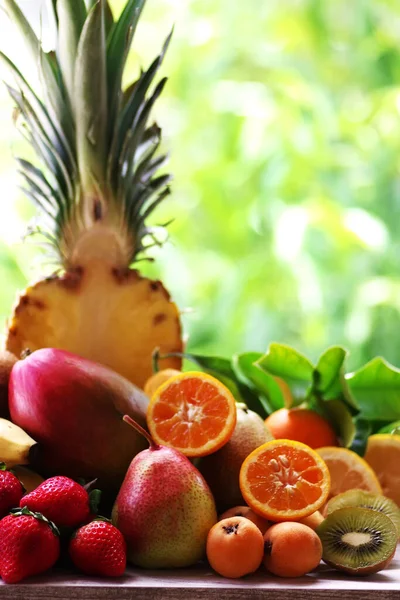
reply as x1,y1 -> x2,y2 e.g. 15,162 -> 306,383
20,476 -> 90,528
69,519 -> 127,577
0,464 -> 23,518
0,507 -> 60,583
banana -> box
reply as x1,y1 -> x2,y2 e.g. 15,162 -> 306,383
0,418 -> 36,467
12,466 -> 44,493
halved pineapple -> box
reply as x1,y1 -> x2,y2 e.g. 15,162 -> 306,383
2,0 -> 182,387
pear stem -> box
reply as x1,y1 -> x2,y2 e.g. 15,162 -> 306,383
123,415 -> 158,449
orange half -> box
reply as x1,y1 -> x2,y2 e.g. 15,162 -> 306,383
239,439 -> 331,521
146,371 -> 237,457
364,434 -> 400,506
316,446 -> 382,497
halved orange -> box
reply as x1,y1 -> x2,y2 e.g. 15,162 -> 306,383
316,446 -> 382,498
364,434 -> 400,506
146,371 -> 237,457
239,439 -> 331,521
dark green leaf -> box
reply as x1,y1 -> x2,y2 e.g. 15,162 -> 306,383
321,399 -> 356,448
4,0 -> 73,146
56,0 -> 87,107
313,346 -> 346,395
346,357 -> 400,422
256,343 -> 313,404
75,0 -> 108,195
349,418 -> 373,456
233,352 -> 284,412
378,420 -> 400,435
107,0 -> 146,146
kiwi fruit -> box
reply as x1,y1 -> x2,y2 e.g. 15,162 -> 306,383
316,507 -> 397,575
326,489 -> 400,538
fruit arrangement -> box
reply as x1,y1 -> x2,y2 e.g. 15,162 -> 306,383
0,0 -> 399,589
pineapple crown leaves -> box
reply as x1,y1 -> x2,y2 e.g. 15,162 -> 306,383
1,0 -> 173,266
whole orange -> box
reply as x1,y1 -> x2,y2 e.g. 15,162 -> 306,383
143,368 -> 181,398
265,408 -> 337,449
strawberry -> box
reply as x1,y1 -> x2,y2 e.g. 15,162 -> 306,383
69,519 -> 127,577
20,476 -> 90,528
0,507 -> 60,583
0,463 -> 24,518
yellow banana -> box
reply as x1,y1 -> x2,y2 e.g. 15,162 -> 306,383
0,418 -> 36,467
12,466 -> 44,493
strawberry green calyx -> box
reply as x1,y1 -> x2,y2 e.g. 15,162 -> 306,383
9,507 -> 60,537
88,489 -> 102,516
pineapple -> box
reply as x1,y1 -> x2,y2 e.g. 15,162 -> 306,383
1,0 -> 182,388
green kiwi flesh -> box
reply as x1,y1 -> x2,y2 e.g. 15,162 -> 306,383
316,507 -> 397,575
325,489 -> 400,538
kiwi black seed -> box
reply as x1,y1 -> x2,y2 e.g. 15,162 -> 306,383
316,507 -> 397,575
325,489 -> 400,538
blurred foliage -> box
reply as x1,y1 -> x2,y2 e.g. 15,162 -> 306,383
1,0 -> 400,371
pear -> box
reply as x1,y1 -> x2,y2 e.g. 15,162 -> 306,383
112,416 -> 217,569
198,403 -> 274,511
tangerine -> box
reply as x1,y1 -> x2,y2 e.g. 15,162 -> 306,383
143,369 -> 181,398
146,371 -> 236,457
265,408 -> 337,449
240,439 -> 331,521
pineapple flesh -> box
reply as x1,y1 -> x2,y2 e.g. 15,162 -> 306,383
2,0 -> 183,387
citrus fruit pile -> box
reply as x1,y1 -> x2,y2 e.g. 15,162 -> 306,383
144,369 -> 400,580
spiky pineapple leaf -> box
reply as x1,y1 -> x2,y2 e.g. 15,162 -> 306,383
84,0 -> 98,10
118,77 -> 167,195
107,0 -> 145,119
75,0 -> 108,196
3,0 -> 173,266
0,50 -> 72,170
56,0 -> 87,107
3,0 -> 73,147
104,1 -> 114,36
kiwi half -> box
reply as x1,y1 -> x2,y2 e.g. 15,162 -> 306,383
325,489 -> 400,538
316,507 -> 397,575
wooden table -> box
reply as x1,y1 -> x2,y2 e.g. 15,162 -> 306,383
0,546 -> 398,599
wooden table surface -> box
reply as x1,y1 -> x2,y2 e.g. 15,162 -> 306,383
0,546 -> 398,600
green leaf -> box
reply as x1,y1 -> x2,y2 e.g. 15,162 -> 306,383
0,50 -> 74,173
321,399 -> 355,448
85,0 -> 97,10
107,0 -> 146,144
4,0 -> 73,146
104,1 -> 114,36
233,352 -> 284,412
346,357 -> 400,422
349,418 -> 373,456
75,0 -> 108,195
313,346 -> 346,396
109,32 -> 171,190
378,420 -> 400,435
56,0 -> 87,108
313,345 -> 358,413
256,343 -> 313,404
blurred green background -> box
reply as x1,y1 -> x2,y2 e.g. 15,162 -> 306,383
1,0 -> 400,371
